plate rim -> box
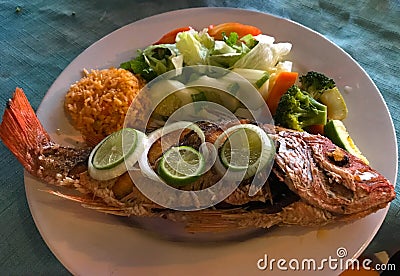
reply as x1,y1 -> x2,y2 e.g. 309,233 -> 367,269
26,6 -> 398,275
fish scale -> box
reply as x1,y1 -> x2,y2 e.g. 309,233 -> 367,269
0,88 -> 395,233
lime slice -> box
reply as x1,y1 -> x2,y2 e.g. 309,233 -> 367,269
221,128 -> 261,170
88,128 -> 146,181
93,128 -> 137,170
157,146 -> 205,187
219,124 -> 275,179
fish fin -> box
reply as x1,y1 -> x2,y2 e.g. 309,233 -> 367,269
46,190 -> 155,217
166,209 -> 277,233
45,190 -> 95,204
0,88 -> 51,169
46,190 -> 124,212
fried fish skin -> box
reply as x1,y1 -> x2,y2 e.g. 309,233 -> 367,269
272,128 -> 395,215
0,88 -> 395,232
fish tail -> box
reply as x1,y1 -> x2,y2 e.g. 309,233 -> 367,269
0,88 -> 51,170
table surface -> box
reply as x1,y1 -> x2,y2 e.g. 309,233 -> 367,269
0,0 -> 399,274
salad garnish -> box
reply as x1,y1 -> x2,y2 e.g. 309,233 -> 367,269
120,22 -> 364,162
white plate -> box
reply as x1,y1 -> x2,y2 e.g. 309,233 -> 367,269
26,7 -> 397,275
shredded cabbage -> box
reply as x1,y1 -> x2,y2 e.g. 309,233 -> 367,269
176,29 -> 214,65
121,29 -> 293,82
232,34 -> 292,70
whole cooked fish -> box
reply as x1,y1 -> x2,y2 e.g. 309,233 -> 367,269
0,88 -> 395,232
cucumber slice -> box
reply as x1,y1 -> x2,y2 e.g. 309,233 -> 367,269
231,68 -> 269,88
319,87 -> 348,120
194,86 -> 241,113
324,120 -> 369,164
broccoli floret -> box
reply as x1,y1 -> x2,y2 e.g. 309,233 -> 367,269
274,85 -> 327,131
299,71 -> 336,99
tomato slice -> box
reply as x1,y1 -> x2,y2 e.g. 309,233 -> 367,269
153,26 -> 191,44
208,22 -> 262,40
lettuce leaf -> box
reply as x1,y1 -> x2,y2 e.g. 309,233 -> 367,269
207,33 -> 254,68
175,29 -> 214,65
232,34 -> 292,70
176,29 -> 258,68
121,31 -> 292,82
120,44 -> 181,81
